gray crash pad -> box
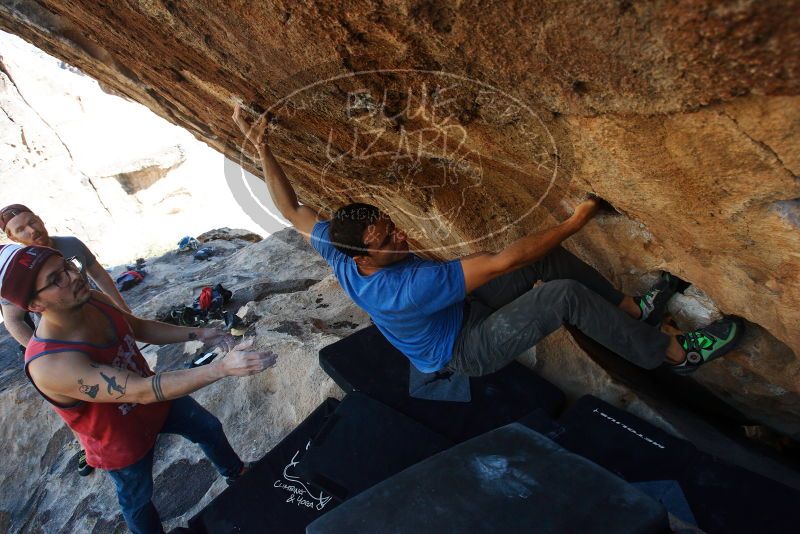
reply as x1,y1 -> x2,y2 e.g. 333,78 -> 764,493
306,423 -> 668,534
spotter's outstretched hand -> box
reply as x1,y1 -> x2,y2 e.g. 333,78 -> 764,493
216,337 -> 278,377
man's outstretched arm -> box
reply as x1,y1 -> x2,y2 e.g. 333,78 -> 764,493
90,290 -> 235,349
461,198 -> 600,293
232,104 -> 322,240
27,340 -> 276,406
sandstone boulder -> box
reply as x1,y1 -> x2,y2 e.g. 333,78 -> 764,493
0,2 -> 798,525
0,3 -> 796,435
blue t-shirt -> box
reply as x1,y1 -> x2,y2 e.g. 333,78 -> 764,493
310,221 -> 465,372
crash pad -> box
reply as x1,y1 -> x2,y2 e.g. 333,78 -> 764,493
185,399 -> 340,533
526,395 -> 800,534
306,423 -> 668,534
318,325 -> 565,442
295,393 -> 451,500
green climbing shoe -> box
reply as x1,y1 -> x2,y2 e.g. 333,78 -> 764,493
637,272 -> 680,327
671,317 -> 744,375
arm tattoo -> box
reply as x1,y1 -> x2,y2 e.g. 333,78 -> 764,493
188,332 -> 198,341
151,373 -> 166,402
78,379 -> 99,399
100,371 -> 129,399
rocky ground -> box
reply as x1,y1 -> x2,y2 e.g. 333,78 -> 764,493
1,226 -> 798,533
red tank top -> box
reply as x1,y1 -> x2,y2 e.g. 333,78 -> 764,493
24,298 -> 170,470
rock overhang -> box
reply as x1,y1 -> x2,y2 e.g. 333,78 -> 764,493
0,0 -> 798,442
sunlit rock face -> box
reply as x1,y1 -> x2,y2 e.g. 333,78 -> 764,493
0,2 -> 798,437
0,31 -> 264,266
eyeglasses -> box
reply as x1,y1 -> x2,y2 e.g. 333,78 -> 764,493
30,257 -> 83,298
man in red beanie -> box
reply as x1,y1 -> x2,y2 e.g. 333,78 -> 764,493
1,203 -> 130,341
1,203 -> 132,477
0,243 -> 277,534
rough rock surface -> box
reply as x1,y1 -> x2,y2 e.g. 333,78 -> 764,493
0,228 -> 370,532
0,0 -> 798,475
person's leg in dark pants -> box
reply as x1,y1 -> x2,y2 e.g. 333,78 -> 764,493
451,279 -> 671,376
471,246 -> 625,310
106,398 -> 242,534
107,449 -> 162,534
160,396 -> 243,478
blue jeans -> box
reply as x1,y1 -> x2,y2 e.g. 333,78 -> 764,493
107,396 -> 243,534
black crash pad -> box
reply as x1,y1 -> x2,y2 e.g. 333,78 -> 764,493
295,393 -> 452,500
186,398 -> 340,534
306,423 -> 668,534
318,325 -> 565,442
524,395 -> 800,534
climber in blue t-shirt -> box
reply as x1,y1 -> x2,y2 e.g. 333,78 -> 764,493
310,218 -> 464,372
233,104 -> 744,376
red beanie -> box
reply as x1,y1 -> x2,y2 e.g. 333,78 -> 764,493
0,204 -> 33,232
0,244 -> 62,310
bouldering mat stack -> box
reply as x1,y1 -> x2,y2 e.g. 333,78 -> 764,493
306,423 -> 669,534
185,326 -> 800,534
318,325 -> 565,442
523,395 -> 800,534
185,398 -> 340,533
294,393 -> 452,500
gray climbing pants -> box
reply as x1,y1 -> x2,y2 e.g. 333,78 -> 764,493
447,246 -> 671,376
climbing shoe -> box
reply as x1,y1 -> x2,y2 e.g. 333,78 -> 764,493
223,311 -> 244,331
168,306 -> 206,327
671,316 -> 744,375
226,461 -> 254,486
77,449 -> 94,476
636,272 -> 680,327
